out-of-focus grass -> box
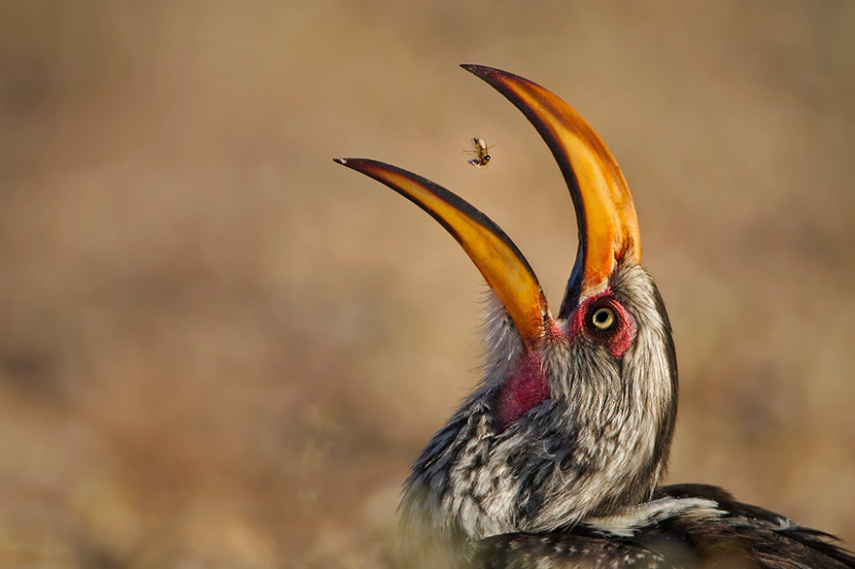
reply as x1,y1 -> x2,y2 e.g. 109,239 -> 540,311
1,1 -> 854,566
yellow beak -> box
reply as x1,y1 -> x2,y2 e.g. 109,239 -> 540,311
333,158 -> 551,351
462,65 -> 640,318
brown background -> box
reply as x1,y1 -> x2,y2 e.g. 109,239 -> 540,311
2,2 -> 854,567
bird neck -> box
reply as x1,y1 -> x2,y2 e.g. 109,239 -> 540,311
401,361 -> 675,544
401,267 -> 678,545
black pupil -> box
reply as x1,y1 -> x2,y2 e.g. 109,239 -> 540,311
595,309 -> 611,324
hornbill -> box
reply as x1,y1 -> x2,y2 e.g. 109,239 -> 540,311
333,65 -> 855,568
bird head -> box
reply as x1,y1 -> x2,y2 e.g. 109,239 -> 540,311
334,66 -> 678,547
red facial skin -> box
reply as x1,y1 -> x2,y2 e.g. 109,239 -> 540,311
568,291 -> 637,360
496,352 -> 549,430
495,290 -> 636,431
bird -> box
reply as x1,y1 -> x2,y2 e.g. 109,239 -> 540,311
333,65 -> 855,569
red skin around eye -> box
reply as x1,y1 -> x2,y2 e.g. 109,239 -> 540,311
568,291 -> 637,360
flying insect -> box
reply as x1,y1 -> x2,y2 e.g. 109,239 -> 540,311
466,137 -> 492,168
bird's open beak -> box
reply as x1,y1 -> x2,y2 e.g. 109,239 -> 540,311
332,158 -> 550,352
334,65 -> 641,349
461,65 -> 641,319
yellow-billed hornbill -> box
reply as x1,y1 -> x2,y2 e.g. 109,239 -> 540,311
334,65 -> 855,569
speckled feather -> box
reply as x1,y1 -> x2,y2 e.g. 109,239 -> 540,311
474,485 -> 855,569
399,262 -> 679,559
397,258 -> 855,568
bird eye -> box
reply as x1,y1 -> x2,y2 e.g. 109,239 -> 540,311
591,307 -> 616,331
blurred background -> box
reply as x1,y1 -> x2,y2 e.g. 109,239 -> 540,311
1,1 -> 854,567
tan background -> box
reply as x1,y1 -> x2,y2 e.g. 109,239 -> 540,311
2,2 -> 854,567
